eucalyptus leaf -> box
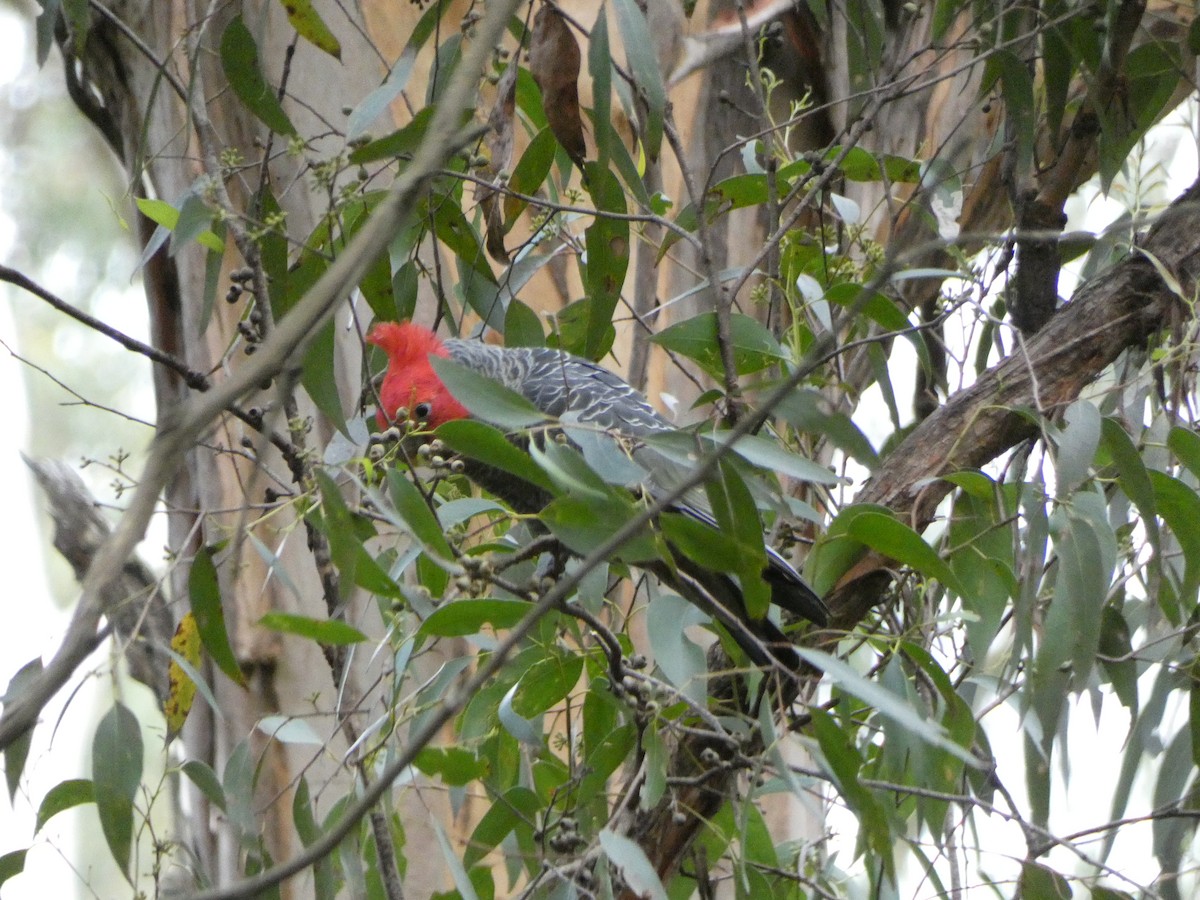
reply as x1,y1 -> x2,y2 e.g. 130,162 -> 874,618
430,356 -> 547,429
797,647 -> 978,766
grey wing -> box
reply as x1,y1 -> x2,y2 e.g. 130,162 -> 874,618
446,339 -> 828,626
444,340 -> 673,434
518,349 -> 675,435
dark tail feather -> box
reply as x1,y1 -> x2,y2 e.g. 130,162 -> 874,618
649,558 -> 801,670
763,550 -> 829,626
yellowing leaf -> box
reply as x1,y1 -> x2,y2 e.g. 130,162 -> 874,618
276,0 -> 342,60
164,612 -> 202,739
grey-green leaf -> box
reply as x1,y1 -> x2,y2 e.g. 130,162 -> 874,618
92,702 -> 143,877
430,355 -> 547,429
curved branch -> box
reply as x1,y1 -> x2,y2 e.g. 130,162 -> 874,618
838,180 -> 1200,617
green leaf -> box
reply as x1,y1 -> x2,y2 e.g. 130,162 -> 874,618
846,510 -> 967,597
1100,605 -> 1137,718
503,299 -> 545,347
512,650 -> 584,717
426,31 -> 463,105
257,612 -> 367,645
92,702 -> 143,877
220,16 -> 297,136
1018,861 -> 1073,899
660,512 -> 746,574
275,0 -> 341,59
350,106 -> 436,164
504,127 -> 559,225
806,503 -> 889,594
255,186 -> 289,303
0,850 -> 27,889
347,0 -> 448,138
1100,417 -> 1158,545
1053,399 -> 1101,493
835,146 -> 922,183
1040,492 -> 1116,684
947,478 -> 1016,664
930,0 -> 962,41
825,281 -> 911,331
530,438 -> 612,498
222,738 -> 257,840
541,493 -> 658,562
387,470 -> 454,559
1042,26 -> 1072,140
200,220 -> 225,333
797,647 -> 979,766
3,658 -> 42,801
645,590 -> 708,705
301,319 -> 346,432
980,49 -> 1033,175
292,775 -> 317,841
651,312 -> 786,379
429,190 -> 495,286
189,546 -> 247,687
901,641 -> 976,756
554,296 -> 616,359
172,193 -> 214,257
464,786 -> 540,868
34,0 -> 62,65
292,777 -> 337,900
61,0 -> 90,50
414,747 -> 490,786
429,356 -> 547,429
135,197 -> 225,253
587,7 -> 614,167
435,419 -> 556,493
1169,425 -> 1200,480
659,163 -> 809,260
705,430 -> 840,486
34,778 -> 94,834
581,164 -> 629,360
313,470 -> 401,597
611,0 -> 666,158
182,759 -> 226,812
705,459 -> 770,617
774,389 -> 879,469
599,828 -> 669,900
420,599 -> 532,637
1098,42 -> 1181,192
1149,470 -> 1200,617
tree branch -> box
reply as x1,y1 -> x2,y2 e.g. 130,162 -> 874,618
0,264 -> 210,391
0,0 -> 518,755
839,180 -> 1200,615
626,178 -> 1200,894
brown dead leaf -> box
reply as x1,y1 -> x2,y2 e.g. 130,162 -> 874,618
479,60 -> 519,262
529,3 -> 587,169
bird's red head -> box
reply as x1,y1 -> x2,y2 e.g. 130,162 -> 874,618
366,321 -> 470,429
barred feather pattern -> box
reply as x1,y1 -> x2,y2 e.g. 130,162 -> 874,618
442,338 -> 829,635
442,340 -> 673,434
368,322 -> 828,666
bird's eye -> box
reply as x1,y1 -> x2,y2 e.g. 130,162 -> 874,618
413,402 -> 433,421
